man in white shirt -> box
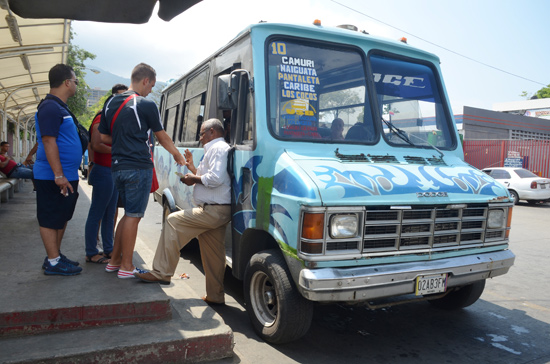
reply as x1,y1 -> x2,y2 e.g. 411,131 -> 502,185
135,118 -> 231,305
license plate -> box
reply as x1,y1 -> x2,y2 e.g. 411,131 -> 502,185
542,184 -> 546,189
415,274 -> 447,295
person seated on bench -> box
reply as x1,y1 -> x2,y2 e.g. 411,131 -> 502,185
0,141 -> 34,180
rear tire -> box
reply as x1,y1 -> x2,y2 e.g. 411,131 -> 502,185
428,280 -> 486,310
244,249 -> 313,344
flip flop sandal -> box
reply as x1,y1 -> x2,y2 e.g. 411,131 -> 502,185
86,255 -> 110,264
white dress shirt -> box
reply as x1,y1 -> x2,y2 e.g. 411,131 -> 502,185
193,137 -> 231,205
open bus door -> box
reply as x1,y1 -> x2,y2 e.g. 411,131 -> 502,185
218,70 -> 255,278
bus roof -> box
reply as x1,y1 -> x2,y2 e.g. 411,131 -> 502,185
162,21 -> 440,93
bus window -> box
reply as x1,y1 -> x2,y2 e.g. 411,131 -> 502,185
164,106 -> 179,141
182,93 -> 205,142
370,53 -> 455,149
242,91 -> 254,144
267,39 -> 371,143
164,86 -> 182,140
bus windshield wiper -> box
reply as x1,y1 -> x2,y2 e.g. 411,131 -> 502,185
381,117 -> 414,146
382,117 -> 445,159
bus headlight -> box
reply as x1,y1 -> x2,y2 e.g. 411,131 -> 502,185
330,214 -> 358,238
487,208 -> 505,229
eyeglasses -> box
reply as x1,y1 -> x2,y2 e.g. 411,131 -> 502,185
199,129 -> 210,137
67,79 -> 79,86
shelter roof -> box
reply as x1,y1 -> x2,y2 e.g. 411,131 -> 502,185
1,1 -> 70,130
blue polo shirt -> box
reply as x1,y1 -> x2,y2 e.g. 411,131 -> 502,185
34,95 -> 81,181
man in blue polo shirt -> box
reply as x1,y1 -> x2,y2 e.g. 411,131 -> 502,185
34,64 -> 83,276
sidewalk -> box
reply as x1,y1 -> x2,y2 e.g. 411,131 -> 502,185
0,180 -> 233,363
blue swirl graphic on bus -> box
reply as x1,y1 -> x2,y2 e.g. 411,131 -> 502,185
232,156 -> 292,245
314,165 -> 499,197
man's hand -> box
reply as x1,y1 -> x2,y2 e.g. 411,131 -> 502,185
55,176 -> 74,197
180,173 -> 200,186
23,156 -> 33,166
184,149 -> 196,174
173,151 -> 185,166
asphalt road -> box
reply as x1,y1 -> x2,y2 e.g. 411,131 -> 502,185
135,193 -> 550,364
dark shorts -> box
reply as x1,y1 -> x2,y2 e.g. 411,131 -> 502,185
35,179 -> 79,229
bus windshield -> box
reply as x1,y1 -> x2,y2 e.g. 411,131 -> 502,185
266,39 -> 455,149
370,53 -> 455,149
267,39 -> 374,143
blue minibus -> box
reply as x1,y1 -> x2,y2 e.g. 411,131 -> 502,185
154,21 -> 515,344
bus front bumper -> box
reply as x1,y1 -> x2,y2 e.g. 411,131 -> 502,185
298,250 -> 515,302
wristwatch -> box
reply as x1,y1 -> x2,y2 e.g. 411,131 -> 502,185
55,175 -> 64,179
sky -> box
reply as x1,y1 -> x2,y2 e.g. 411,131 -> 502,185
72,0 -> 549,115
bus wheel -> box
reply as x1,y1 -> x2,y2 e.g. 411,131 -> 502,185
428,280 -> 486,310
244,249 -> 313,344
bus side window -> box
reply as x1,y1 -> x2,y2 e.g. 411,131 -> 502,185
164,106 -> 179,141
182,93 -> 206,142
241,90 -> 254,144
164,86 -> 183,141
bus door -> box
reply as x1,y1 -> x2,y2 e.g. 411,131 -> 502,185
218,70 -> 255,277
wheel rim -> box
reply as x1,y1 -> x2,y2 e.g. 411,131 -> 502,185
249,270 -> 278,327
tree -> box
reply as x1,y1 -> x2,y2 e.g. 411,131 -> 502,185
66,29 -> 96,127
79,91 -> 113,129
521,85 -> 550,100
535,85 -> 550,99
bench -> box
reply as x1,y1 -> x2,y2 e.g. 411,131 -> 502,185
0,177 -> 21,204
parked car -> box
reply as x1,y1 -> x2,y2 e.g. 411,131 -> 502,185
80,149 -> 89,178
482,167 -> 550,204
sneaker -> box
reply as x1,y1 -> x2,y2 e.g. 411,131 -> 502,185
59,253 -> 80,266
118,267 -> 147,279
105,264 -> 121,273
42,254 -> 80,269
44,260 -> 82,276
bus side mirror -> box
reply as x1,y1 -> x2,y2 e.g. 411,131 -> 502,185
217,74 -> 240,109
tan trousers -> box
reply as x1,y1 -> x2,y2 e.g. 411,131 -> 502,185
151,204 -> 231,302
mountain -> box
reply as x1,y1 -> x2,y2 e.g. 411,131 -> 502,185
83,65 -> 130,91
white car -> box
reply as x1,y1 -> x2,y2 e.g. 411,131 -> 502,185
482,167 -> 550,204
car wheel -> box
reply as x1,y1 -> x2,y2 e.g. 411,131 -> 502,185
428,280 -> 486,310
509,190 -> 519,204
244,249 -> 313,344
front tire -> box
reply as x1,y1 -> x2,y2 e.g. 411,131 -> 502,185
244,249 -> 313,344
428,280 -> 486,310
509,190 -> 519,204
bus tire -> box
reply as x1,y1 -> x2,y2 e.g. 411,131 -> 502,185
428,280 -> 486,310
244,249 -> 313,344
